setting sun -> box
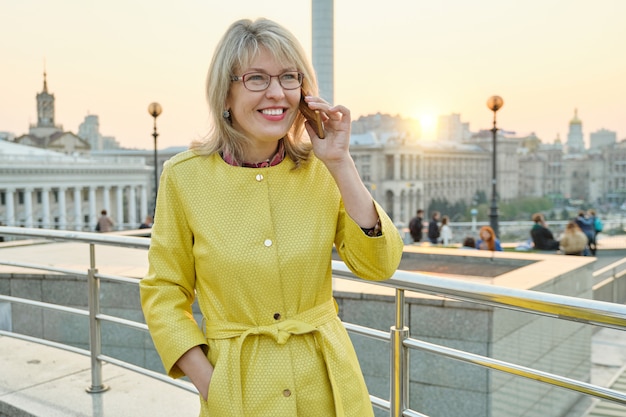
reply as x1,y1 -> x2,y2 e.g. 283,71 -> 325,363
418,114 -> 438,140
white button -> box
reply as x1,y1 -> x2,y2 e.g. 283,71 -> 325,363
256,174 -> 264,181
264,239 -> 273,247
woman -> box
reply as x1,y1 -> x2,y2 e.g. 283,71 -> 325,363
439,215 -> 452,246
139,18 -> 404,417
530,212 -> 560,251
476,225 -> 503,251
559,220 -> 588,255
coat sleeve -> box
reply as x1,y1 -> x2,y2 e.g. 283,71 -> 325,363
334,199 -> 404,281
139,161 -> 207,378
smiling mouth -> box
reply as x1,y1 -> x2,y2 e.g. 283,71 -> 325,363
260,108 -> 285,116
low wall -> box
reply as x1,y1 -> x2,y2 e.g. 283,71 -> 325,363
334,248 -> 596,417
0,247 -> 596,417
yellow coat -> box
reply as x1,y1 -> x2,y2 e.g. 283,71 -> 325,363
140,151 -> 404,417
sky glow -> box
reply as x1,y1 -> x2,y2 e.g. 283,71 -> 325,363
2,1 -> 625,149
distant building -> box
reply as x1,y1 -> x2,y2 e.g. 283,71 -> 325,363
0,140 -> 152,230
15,71 -> 90,155
78,115 -> 102,150
566,109 -> 585,154
28,70 -> 63,138
589,128 -> 617,150
437,113 -> 470,143
14,71 -> 120,155
78,114 -> 122,151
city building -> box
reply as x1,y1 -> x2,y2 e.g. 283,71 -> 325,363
1,71 -> 152,229
437,113 -> 471,142
14,71 -> 90,155
566,108 -> 585,154
78,114 -> 122,151
590,128 -> 617,150
0,139 -> 152,230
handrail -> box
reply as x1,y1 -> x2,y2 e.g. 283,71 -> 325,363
0,226 -> 625,416
334,261 -> 626,330
593,256 -> 626,304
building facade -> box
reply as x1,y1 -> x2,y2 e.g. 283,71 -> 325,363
0,140 -> 152,230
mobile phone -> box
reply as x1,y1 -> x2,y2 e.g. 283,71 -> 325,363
299,94 -> 325,139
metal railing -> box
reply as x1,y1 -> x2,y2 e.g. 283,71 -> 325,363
593,257 -> 626,305
1,226 -> 626,417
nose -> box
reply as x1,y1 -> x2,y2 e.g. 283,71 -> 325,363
265,77 -> 285,98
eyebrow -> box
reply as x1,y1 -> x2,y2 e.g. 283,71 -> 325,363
242,67 -> 298,73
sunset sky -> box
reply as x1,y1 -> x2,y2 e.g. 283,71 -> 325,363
2,0 -> 625,150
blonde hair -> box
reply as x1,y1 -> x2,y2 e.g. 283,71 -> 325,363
190,18 -> 318,167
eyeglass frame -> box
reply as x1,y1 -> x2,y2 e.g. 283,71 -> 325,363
230,71 -> 304,92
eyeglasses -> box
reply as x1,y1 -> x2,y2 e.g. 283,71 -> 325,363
231,71 -> 304,92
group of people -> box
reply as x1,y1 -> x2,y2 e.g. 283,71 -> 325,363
409,210 -> 503,251
531,210 -> 603,256
409,210 -> 453,246
409,207 -> 604,256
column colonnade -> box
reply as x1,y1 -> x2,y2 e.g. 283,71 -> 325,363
0,184 -> 148,231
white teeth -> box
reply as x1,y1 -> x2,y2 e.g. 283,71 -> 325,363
261,109 -> 284,116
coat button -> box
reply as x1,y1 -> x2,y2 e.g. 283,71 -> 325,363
264,239 -> 272,247
283,389 -> 291,397
255,174 -> 264,181
273,313 -> 281,320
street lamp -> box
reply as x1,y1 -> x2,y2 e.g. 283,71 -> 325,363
148,102 -> 162,216
486,95 -> 504,238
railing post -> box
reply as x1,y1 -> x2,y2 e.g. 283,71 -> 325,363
86,243 -> 109,393
612,267 -> 618,304
390,288 -> 409,416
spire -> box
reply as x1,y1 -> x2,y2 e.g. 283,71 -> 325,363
570,108 -> 581,125
43,60 -> 48,93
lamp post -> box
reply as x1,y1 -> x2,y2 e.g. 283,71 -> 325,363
148,102 -> 162,216
486,95 -> 504,238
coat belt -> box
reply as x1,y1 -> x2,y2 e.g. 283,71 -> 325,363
204,298 -> 345,416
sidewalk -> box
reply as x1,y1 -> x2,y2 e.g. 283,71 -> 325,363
1,328 -> 625,417
0,335 -> 199,417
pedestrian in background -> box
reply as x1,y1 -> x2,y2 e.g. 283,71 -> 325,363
559,220 -> 588,256
530,212 -> 559,251
139,215 -> 153,229
408,209 -> 424,243
95,209 -> 114,232
575,210 -> 596,255
439,215 -> 453,246
587,209 -> 602,254
427,211 -> 440,244
476,225 -> 502,251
